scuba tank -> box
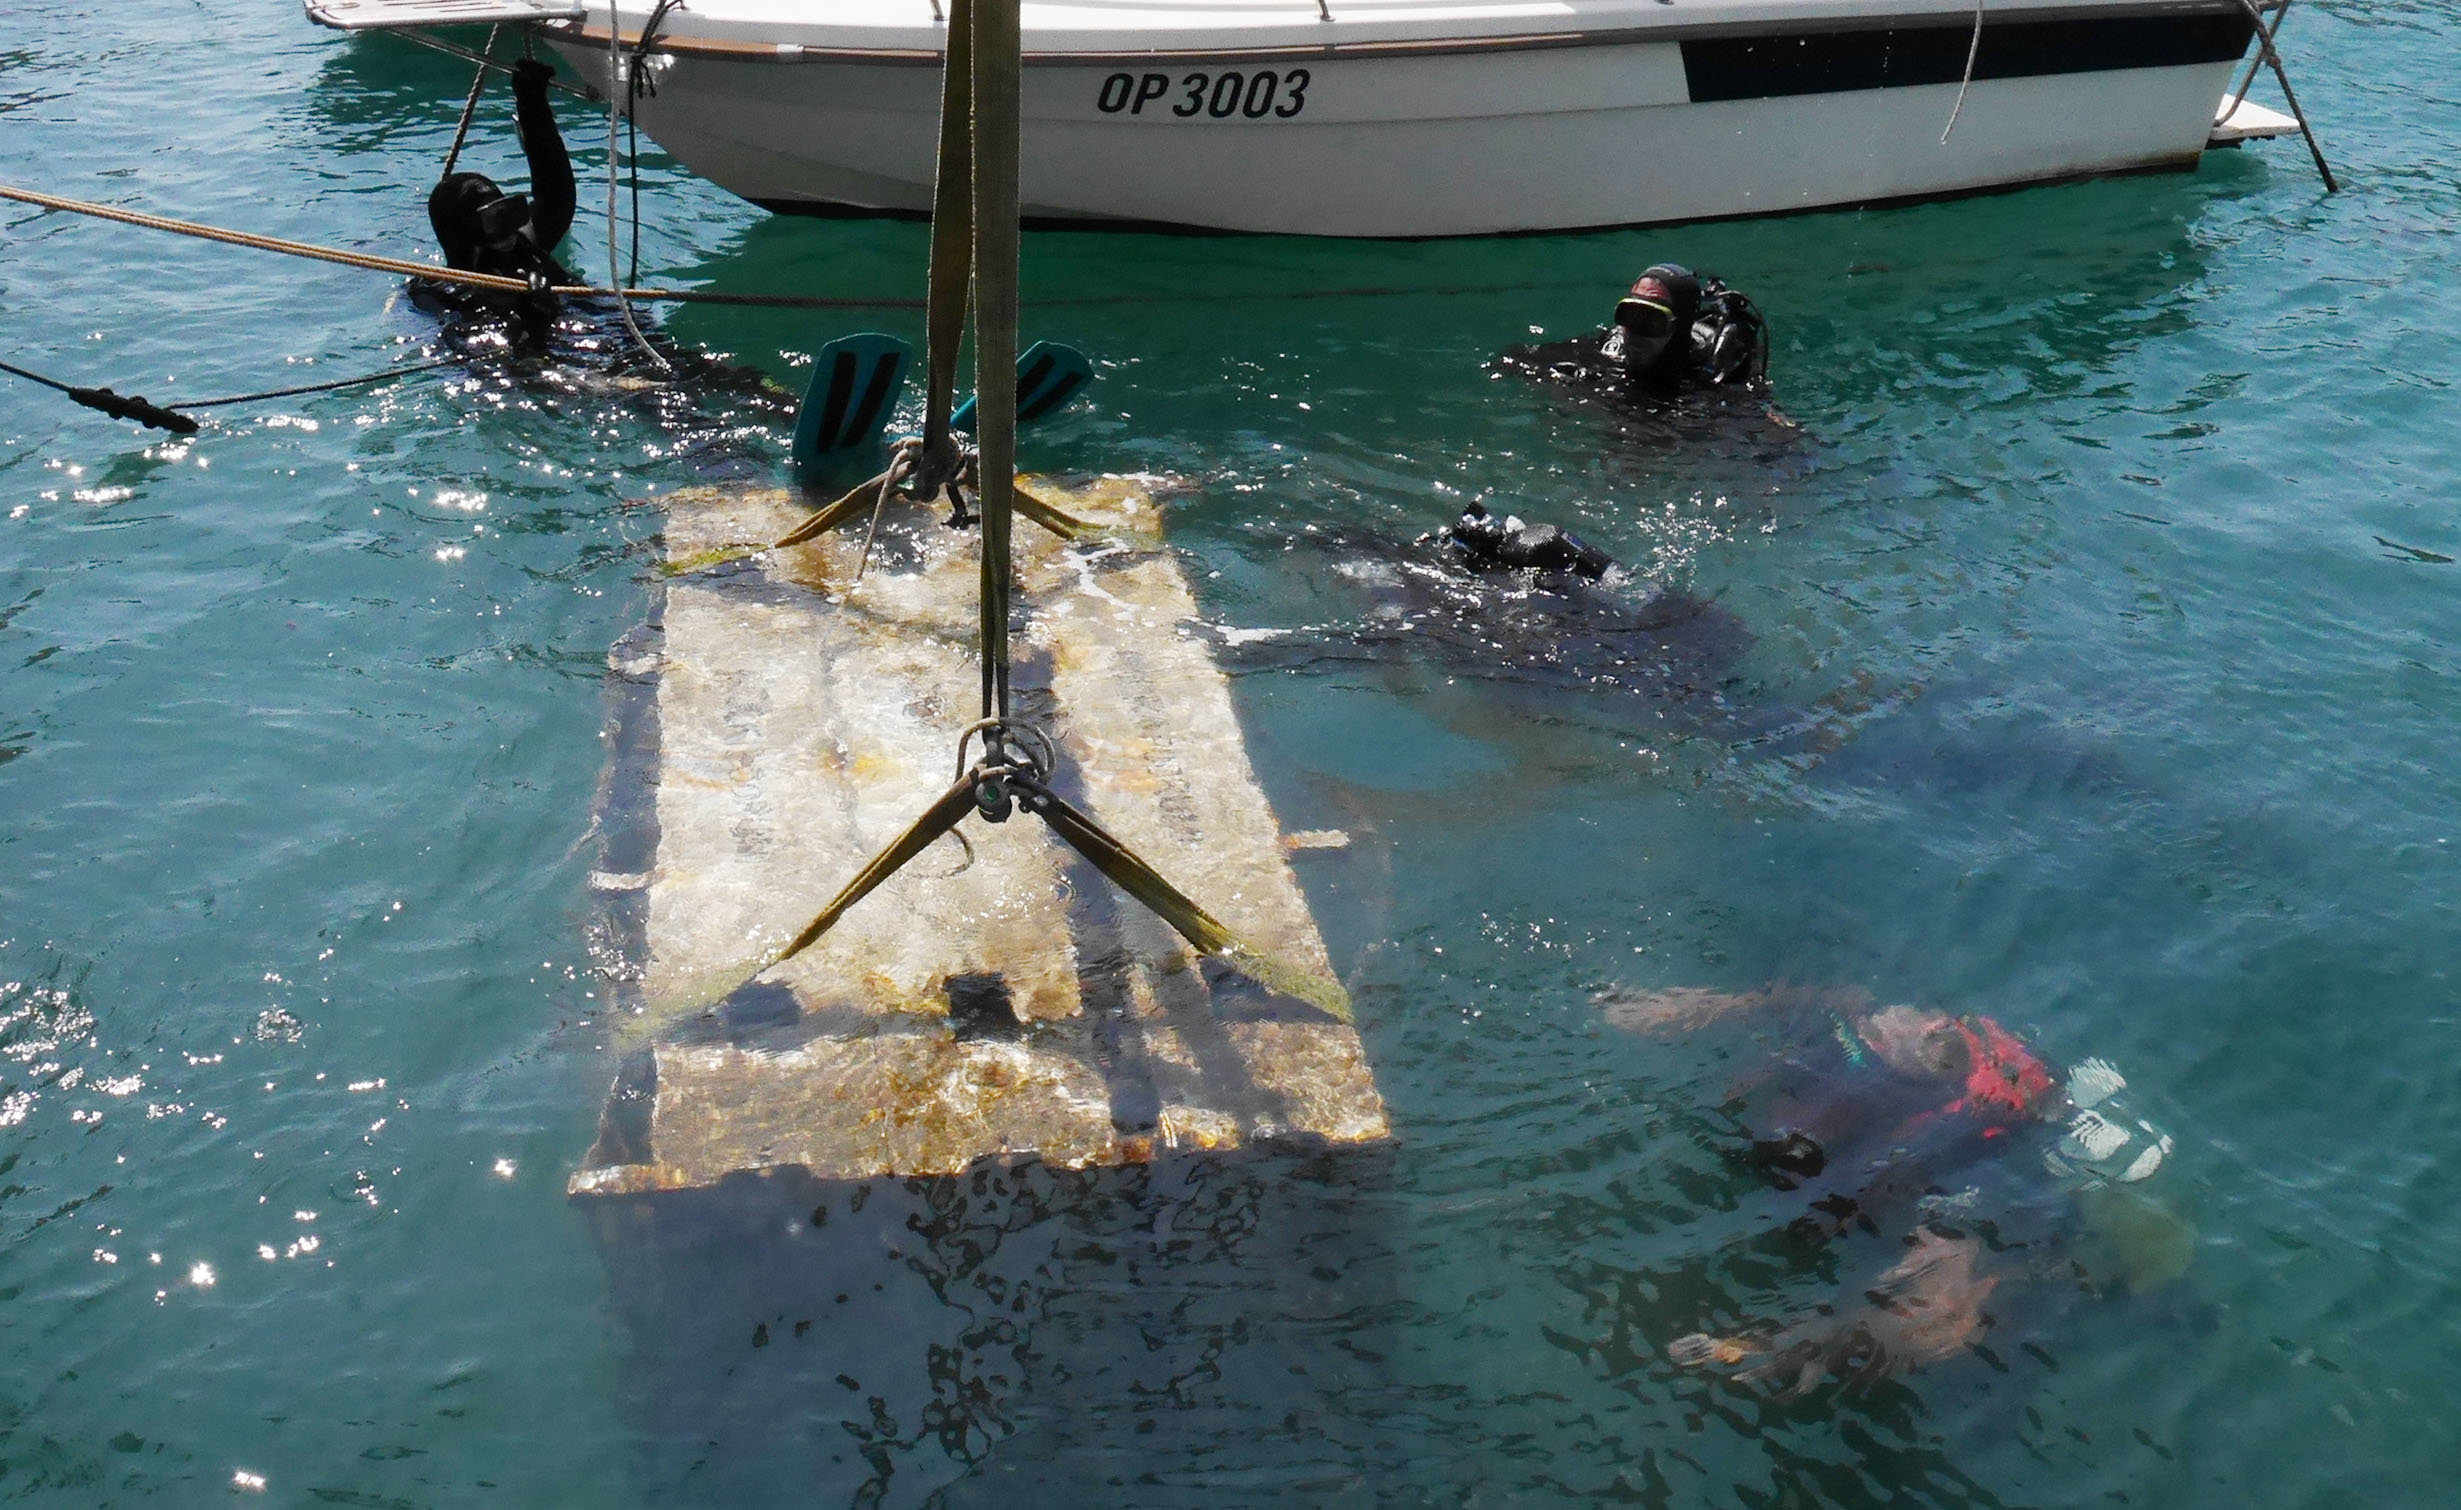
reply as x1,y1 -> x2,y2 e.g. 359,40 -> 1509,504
1695,274 -> 1771,387
1440,502 -> 1614,580
2041,1057 -> 2175,1190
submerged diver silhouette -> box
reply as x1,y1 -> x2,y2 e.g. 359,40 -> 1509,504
1598,983 -> 2184,1396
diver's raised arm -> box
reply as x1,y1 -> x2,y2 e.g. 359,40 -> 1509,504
1668,1228 -> 1994,1397
1595,986 -> 1766,1034
1594,983 -> 1871,1036
510,58 -> 576,254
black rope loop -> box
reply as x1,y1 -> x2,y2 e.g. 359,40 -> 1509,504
951,713 -> 1055,824
627,0 -> 687,101
905,433 -> 972,513
951,716 -> 1054,788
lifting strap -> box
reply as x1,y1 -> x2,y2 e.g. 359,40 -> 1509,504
730,0 -> 1354,1025
971,0 -> 1021,726
920,0 -> 975,473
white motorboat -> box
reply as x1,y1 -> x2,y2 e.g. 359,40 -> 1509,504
311,0 -> 2301,238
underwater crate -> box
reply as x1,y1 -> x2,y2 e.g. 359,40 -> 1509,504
572,475 -> 1387,1195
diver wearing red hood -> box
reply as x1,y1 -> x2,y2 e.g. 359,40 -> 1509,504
1595,983 -> 2180,1396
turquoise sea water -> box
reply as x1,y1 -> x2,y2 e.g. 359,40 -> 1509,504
6,2 -> 2461,1503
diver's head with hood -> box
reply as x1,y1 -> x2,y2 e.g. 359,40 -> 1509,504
427,172 -> 542,279
1612,263 -> 1703,379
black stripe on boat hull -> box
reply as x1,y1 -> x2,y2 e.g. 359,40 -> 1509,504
1682,13 -> 2255,103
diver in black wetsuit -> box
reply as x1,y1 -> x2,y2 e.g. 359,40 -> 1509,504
1214,499 -> 1749,718
402,57 -> 788,457
1497,263 -> 1770,402
423,58 -> 578,329
1435,500 -> 1615,580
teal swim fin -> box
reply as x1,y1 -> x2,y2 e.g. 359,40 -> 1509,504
950,341 -> 1094,433
793,333 -> 912,467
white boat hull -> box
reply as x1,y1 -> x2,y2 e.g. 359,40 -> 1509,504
545,2 -> 2257,237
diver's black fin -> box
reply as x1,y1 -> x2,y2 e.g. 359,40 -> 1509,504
792,333 -> 912,466
950,341 -> 1093,433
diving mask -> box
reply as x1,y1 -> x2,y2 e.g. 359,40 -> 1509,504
1614,295 -> 1677,339
474,191 -> 534,244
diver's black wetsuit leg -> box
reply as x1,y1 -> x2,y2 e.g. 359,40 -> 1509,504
511,61 -> 576,255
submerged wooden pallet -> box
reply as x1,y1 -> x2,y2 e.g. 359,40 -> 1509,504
571,476 -> 1386,1195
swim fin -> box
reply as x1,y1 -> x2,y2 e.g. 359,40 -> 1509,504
792,333 -> 912,467
949,341 -> 1093,433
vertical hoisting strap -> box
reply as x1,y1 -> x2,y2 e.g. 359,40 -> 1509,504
740,0 -> 1356,1025
920,0 -> 976,459
972,0 -> 1022,724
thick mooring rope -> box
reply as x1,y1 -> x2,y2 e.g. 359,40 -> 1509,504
2226,0 -> 2337,191
0,181 -> 1614,311
0,183 -> 918,309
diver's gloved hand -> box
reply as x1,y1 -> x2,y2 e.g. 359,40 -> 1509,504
511,58 -> 556,98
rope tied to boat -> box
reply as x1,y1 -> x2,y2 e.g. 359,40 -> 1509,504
2223,0 -> 2337,191
1939,0 -> 1984,145
625,0 -> 684,100
620,0 -> 686,283
439,25 -> 502,179
385,25 -> 600,102
603,0 -> 668,367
